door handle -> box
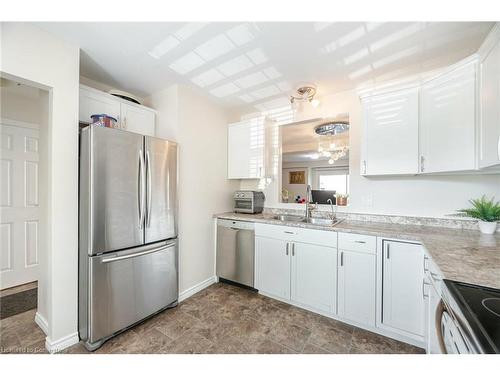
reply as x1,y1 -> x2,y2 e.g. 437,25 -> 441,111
138,149 -> 145,229
436,300 -> 448,354
101,242 -> 176,263
146,150 -> 152,227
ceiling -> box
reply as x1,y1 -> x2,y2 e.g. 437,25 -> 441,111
36,22 -> 493,114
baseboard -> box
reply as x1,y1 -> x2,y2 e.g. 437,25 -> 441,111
179,276 -> 217,302
45,332 -> 79,353
34,311 -> 49,335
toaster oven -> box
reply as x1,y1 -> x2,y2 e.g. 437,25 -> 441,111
233,191 -> 265,214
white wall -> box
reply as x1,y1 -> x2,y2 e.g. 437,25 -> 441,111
146,85 -> 238,293
240,90 -> 500,218
1,23 -> 80,348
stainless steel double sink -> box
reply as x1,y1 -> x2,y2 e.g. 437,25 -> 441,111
272,214 -> 343,227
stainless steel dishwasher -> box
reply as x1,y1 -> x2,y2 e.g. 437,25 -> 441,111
216,219 -> 255,288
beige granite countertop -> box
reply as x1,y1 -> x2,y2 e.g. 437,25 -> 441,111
214,212 -> 500,290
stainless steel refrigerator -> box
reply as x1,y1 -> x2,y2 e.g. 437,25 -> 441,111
78,125 -> 178,351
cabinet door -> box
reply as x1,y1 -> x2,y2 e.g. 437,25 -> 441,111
290,242 -> 337,313
227,119 -> 264,179
121,104 -> 155,136
420,62 -> 477,173
480,40 -> 500,168
381,240 -> 425,337
255,236 -> 290,299
362,88 -> 419,175
338,250 -> 376,326
79,87 -> 120,124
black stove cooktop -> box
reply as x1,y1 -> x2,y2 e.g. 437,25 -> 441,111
444,280 -> 500,354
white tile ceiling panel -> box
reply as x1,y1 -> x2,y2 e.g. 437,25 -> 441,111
217,55 -> 254,76
36,22 -> 494,114
234,71 -> 269,89
191,68 -> 225,87
210,82 -> 240,97
250,85 -> 281,100
195,34 -> 235,61
174,23 -> 208,41
169,52 -> 205,74
226,24 -> 255,46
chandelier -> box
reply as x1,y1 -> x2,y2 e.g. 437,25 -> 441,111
315,121 -> 349,165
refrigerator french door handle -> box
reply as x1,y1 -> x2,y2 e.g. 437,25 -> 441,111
138,149 -> 145,229
146,150 -> 152,226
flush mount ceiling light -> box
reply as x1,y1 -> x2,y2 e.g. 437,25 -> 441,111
290,84 -> 319,107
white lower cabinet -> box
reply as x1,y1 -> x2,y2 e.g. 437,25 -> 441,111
252,223 -> 428,349
255,224 -> 337,314
291,242 -> 337,313
255,236 -> 291,300
380,240 -> 426,338
338,249 -> 376,326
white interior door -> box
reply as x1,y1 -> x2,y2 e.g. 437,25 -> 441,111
0,123 -> 40,289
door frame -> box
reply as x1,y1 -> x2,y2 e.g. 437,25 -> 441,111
0,117 -> 41,290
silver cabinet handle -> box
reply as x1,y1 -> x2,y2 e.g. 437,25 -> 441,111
284,231 -> 295,235
340,251 -> 344,267
286,242 -> 289,256
138,149 -> 145,229
497,135 -> 500,160
354,240 -> 366,244
420,155 -> 425,172
386,243 -> 390,259
422,280 -> 430,299
101,242 -> 175,263
146,150 -> 152,226
291,243 -> 295,256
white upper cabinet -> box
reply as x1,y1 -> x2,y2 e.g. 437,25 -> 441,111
79,86 -> 121,124
227,117 -> 265,179
479,39 -> 500,168
361,88 -> 419,175
79,85 -> 156,137
380,240 -> 425,338
419,61 -> 477,173
120,103 -> 155,137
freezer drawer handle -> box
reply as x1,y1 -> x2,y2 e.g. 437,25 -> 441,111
101,243 -> 176,263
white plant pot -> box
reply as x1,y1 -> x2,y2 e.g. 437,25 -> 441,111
478,220 -> 498,234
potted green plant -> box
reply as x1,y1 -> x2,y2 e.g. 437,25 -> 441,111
457,195 -> 500,234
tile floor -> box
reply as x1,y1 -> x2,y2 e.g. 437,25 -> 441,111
0,282 -> 425,354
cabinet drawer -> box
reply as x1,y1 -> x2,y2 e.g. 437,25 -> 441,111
255,223 -> 337,248
338,232 -> 376,254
